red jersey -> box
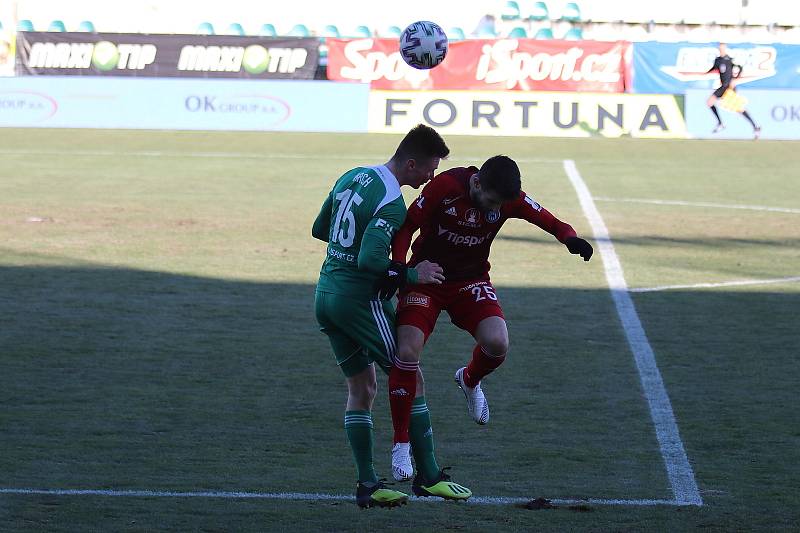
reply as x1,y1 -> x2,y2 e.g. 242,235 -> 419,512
392,166 -> 577,281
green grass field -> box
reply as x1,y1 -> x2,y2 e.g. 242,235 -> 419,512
1,129 -> 798,532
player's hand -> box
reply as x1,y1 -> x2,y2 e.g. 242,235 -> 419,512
565,237 -> 593,261
375,261 -> 408,300
415,260 -> 445,284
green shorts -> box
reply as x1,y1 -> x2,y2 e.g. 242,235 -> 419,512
315,290 -> 397,377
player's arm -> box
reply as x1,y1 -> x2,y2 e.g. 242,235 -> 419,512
705,56 -> 721,74
512,193 -> 593,261
358,205 -> 418,283
311,192 -> 333,242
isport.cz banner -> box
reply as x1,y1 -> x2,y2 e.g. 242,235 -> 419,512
632,41 -> 800,94
327,38 -> 632,92
15,32 -> 319,79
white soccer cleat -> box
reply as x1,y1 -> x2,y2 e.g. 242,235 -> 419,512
391,442 -> 413,482
712,123 -> 726,134
454,367 -> 489,425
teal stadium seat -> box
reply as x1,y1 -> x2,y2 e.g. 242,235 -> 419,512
527,1 -> 549,21
448,26 -> 466,41
225,23 -> 245,35
196,22 -> 215,35
322,24 -> 341,38
563,27 -> 583,40
533,27 -> 554,39
286,24 -> 310,37
384,25 -> 402,38
349,25 -> 372,38
47,20 -> 66,32
561,2 -> 582,22
501,1 -> 521,21
259,24 -> 277,37
475,26 -> 497,38
77,20 -> 96,32
508,26 -> 528,38
17,19 -> 35,31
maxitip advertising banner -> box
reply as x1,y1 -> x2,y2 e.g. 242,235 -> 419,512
328,38 -> 631,92
632,41 -> 800,94
0,29 -> 15,76
15,32 -> 319,78
369,90 -> 686,138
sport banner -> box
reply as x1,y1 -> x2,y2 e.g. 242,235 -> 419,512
15,32 -> 319,78
369,90 -> 686,138
328,38 -> 632,92
632,41 -> 800,94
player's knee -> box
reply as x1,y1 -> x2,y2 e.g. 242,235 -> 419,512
481,337 -> 508,358
395,343 -> 422,364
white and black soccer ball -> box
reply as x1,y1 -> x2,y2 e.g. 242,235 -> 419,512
399,21 -> 448,70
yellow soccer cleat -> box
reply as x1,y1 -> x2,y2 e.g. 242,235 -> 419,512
356,480 -> 409,508
412,468 -> 472,501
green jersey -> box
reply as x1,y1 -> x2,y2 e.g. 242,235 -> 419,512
313,165 -> 418,299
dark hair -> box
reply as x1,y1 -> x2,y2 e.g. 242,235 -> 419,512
393,124 -> 450,162
478,155 -> 521,200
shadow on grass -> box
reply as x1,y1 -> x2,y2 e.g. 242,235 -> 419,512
0,262 -> 797,524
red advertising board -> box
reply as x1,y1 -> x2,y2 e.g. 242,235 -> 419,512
327,38 -> 632,92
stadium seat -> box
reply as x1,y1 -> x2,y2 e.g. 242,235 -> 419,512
196,22 -> 215,35
475,26 -> 498,38
348,25 -> 372,38
561,2 -> 582,22
383,25 -> 402,38
225,23 -> 245,36
17,19 -> 34,31
322,24 -> 341,38
501,1 -> 522,21
508,26 -> 529,38
286,24 -> 310,37
259,23 -> 277,37
448,26 -> 466,41
563,27 -> 583,40
47,20 -> 66,32
533,27 -> 554,39
527,1 -> 549,21
77,20 -> 96,32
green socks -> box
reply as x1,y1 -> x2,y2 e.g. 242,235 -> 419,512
409,397 -> 441,481
344,410 -> 378,483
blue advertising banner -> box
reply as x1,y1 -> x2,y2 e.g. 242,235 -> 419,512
0,77 -> 368,131
685,88 -> 800,140
632,42 -> 800,94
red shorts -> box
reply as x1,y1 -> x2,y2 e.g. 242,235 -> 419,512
397,278 -> 505,340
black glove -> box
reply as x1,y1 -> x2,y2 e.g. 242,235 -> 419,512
565,237 -> 593,261
375,261 -> 408,300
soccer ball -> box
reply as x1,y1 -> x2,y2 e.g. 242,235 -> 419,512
399,21 -> 448,70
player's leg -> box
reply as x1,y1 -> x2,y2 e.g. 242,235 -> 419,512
408,367 -> 472,501
448,281 -> 507,425
389,289 -> 441,481
316,292 -> 408,508
708,88 -> 725,132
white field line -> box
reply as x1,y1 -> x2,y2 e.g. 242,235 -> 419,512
631,276 -> 800,293
563,160 -> 703,507
0,488 -> 681,506
0,149 -> 561,164
594,196 -> 800,214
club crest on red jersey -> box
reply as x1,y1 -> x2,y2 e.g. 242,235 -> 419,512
485,209 -> 500,223
465,208 -> 479,224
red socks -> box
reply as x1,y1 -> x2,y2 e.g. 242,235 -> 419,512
463,345 -> 506,388
388,365 -> 418,443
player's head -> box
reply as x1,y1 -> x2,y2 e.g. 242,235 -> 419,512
470,155 -> 521,210
719,42 -> 727,55
390,124 -> 450,189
